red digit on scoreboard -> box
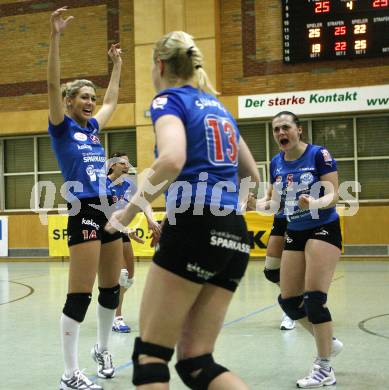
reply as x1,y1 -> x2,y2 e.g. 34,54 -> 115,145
372,0 -> 388,7
315,1 -> 330,13
335,41 -> 347,51
335,26 -> 347,35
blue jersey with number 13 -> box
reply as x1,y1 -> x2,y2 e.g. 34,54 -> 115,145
150,85 -> 240,212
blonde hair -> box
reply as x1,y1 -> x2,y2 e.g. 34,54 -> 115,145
153,31 -> 218,95
61,79 -> 96,99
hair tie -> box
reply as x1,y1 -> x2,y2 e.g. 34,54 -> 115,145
186,46 -> 194,57
195,64 -> 202,69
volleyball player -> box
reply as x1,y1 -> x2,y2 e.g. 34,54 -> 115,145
106,31 -> 260,389
107,152 -> 160,333
48,7 -> 123,389
268,111 -> 343,388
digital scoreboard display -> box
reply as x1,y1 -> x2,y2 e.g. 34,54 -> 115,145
282,0 -> 389,63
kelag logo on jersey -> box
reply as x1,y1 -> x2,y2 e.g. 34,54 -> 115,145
152,95 -> 168,110
90,134 -> 100,144
74,132 -> 88,141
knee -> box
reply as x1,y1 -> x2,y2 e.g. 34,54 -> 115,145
63,292 -> 92,322
175,354 -> 228,390
263,268 -> 280,284
304,291 -> 332,324
278,294 -> 306,320
263,256 -> 281,284
132,337 -> 174,386
98,284 -> 120,309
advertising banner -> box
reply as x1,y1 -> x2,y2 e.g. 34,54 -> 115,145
0,216 -> 8,257
48,212 -> 344,258
238,84 -> 389,119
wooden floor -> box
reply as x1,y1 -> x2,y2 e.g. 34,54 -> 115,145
0,259 -> 388,389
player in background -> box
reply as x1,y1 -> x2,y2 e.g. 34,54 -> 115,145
107,152 -> 160,333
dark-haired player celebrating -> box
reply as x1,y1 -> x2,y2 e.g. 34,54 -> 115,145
268,111 -> 343,388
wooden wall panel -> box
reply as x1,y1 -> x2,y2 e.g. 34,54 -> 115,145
0,104 -> 135,136
165,0 -> 185,32
196,38 -> 217,92
344,206 -> 389,245
7,215 -> 48,248
134,0 -> 164,45
134,44 -> 156,126
185,0 -> 215,38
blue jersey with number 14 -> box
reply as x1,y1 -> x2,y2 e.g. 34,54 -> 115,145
150,85 -> 240,212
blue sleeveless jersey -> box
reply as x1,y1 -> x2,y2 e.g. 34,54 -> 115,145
150,85 -> 240,212
107,177 -> 137,209
49,115 -> 108,199
269,144 -> 338,230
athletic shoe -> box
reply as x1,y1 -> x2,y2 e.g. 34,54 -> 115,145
280,313 -> 296,330
297,364 -> 336,388
59,369 -> 102,390
91,344 -> 115,379
331,337 -> 343,357
112,316 -> 131,333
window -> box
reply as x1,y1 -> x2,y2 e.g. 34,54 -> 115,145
312,118 -> 353,158
4,138 -> 34,209
0,129 -> 137,211
239,123 -> 266,162
358,160 -> 389,200
357,117 -> 389,157
106,131 -> 137,167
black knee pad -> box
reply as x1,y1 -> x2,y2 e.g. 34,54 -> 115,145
263,268 -> 280,284
175,354 -> 229,390
278,294 -> 306,320
132,337 -> 174,386
304,291 -> 332,324
98,284 -> 120,309
63,292 -> 92,323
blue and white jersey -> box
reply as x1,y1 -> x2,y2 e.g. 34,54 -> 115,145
269,144 -> 338,231
150,85 -> 240,212
49,115 -> 107,199
107,177 -> 137,210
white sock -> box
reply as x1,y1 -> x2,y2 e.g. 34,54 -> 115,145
60,313 -> 80,378
97,303 -> 115,352
315,357 -> 331,370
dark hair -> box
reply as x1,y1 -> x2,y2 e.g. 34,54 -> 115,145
272,111 -> 304,141
108,152 -> 128,175
110,152 -> 127,159
272,111 -> 301,126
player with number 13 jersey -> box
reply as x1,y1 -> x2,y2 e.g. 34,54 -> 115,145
151,85 -> 240,212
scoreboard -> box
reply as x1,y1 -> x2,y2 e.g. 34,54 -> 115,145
282,0 -> 389,63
